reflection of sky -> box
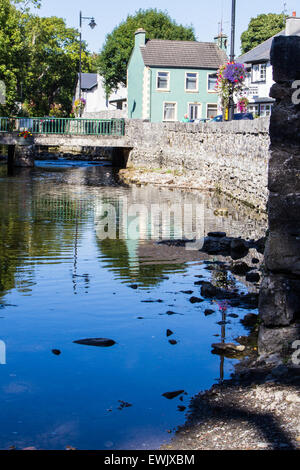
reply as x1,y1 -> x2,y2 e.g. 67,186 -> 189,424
0,163 -> 259,450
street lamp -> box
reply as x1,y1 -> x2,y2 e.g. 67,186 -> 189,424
79,11 -> 97,116
228,0 -> 236,121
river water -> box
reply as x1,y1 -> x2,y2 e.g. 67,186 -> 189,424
0,161 -> 266,450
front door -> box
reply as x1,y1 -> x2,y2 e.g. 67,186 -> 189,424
188,103 -> 201,121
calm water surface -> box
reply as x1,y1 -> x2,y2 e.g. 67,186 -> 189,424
0,161 -> 266,450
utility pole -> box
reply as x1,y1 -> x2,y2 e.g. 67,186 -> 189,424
228,0 -> 236,121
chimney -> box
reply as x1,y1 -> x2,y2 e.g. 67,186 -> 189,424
134,29 -> 146,47
286,14 -> 300,35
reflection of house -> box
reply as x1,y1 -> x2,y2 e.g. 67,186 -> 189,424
238,15 -> 300,117
127,29 -> 227,122
74,73 -> 127,117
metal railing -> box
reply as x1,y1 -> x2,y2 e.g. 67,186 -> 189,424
0,117 -> 125,136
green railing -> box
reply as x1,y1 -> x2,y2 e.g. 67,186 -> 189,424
0,117 -> 125,136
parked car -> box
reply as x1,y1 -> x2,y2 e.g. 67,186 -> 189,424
210,113 -> 254,122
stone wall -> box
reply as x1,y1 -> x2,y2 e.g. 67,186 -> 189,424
258,36 -> 300,356
126,118 -> 270,210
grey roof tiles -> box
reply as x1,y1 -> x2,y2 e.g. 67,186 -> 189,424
140,39 -> 227,69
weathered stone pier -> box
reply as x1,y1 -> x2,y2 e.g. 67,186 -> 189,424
258,35 -> 300,355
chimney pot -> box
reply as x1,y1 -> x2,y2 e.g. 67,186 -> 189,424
292,11 -> 296,17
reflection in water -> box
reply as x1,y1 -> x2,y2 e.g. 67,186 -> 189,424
0,161 -> 266,450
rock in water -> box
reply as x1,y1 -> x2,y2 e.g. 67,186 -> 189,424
162,390 -> 185,400
52,349 -> 61,356
73,338 -> 116,347
189,296 -> 204,303
240,313 -> 258,327
166,329 -> 174,337
211,343 -> 245,353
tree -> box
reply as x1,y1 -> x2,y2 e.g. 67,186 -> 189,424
98,8 -> 195,94
241,13 -> 287,54
0,0 -> 27,114
22,15 -> 94,116
13,0 -> 41,12
0,0 -> 95,116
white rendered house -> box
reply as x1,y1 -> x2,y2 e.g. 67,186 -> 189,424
237,15 -> 300,117
74,73 -> 127,117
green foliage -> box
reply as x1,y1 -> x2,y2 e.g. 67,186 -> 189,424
22,15 -> 93,116
0,0 -> 95,116
98,8 -> 195,94
0,0 -> 25,114
13,0 -> 41,11
241,13 -> 287,54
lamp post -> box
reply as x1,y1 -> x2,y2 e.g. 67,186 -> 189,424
79,11 -> 96,117
228,0 -> 236,121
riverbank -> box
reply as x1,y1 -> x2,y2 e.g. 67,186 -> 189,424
161,356 -> 300,450
119,168 -> 267,211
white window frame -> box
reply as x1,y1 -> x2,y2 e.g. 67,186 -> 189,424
248,104 -> 259,116
207,73 -> 218,93
206,103 -> 218,119
156,71 -> 170,91
163,101 -> 177,122
251,63 -> 267,83
185,72 -> 198,92
187,102 -> 202,121
259,103 -> 272,117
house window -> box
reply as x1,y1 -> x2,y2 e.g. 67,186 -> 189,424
157,71 -> 170,90
185,73 -> 198,91
260,64 -> 267,81
251,64 -> 267,83
208,73 -> 218,91
260,104 -> 272,117
248,104 -> 259,116
163,102 -> 177,121
188,103 -> 201,121
207,104 -> 218,119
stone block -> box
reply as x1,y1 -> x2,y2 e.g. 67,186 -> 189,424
271,36 -> 300,82
268,148 -> 300,194
258,323 -> 300,355
259,273 -> 300,326
264,231 -> 300,275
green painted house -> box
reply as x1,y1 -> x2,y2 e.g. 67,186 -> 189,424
127,29 -> 227,122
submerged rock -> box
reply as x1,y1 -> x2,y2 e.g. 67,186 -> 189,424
201,282 -> 236,300
189,296 -> 204,303
162,390 -> 185,400
241,313 -> 259,327
177,406 -> 186,412
231,262 -> 251,276
166,329 -> 174,337
204,309 -> 215,316
73,338 -> 116,347
52,349 -> 61,356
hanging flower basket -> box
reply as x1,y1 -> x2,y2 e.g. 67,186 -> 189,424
216,62 -> 246,117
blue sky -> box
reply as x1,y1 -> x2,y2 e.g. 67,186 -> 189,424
36,0 -> 297,55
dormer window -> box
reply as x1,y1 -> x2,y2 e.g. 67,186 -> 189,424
251,63 -> 267,83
